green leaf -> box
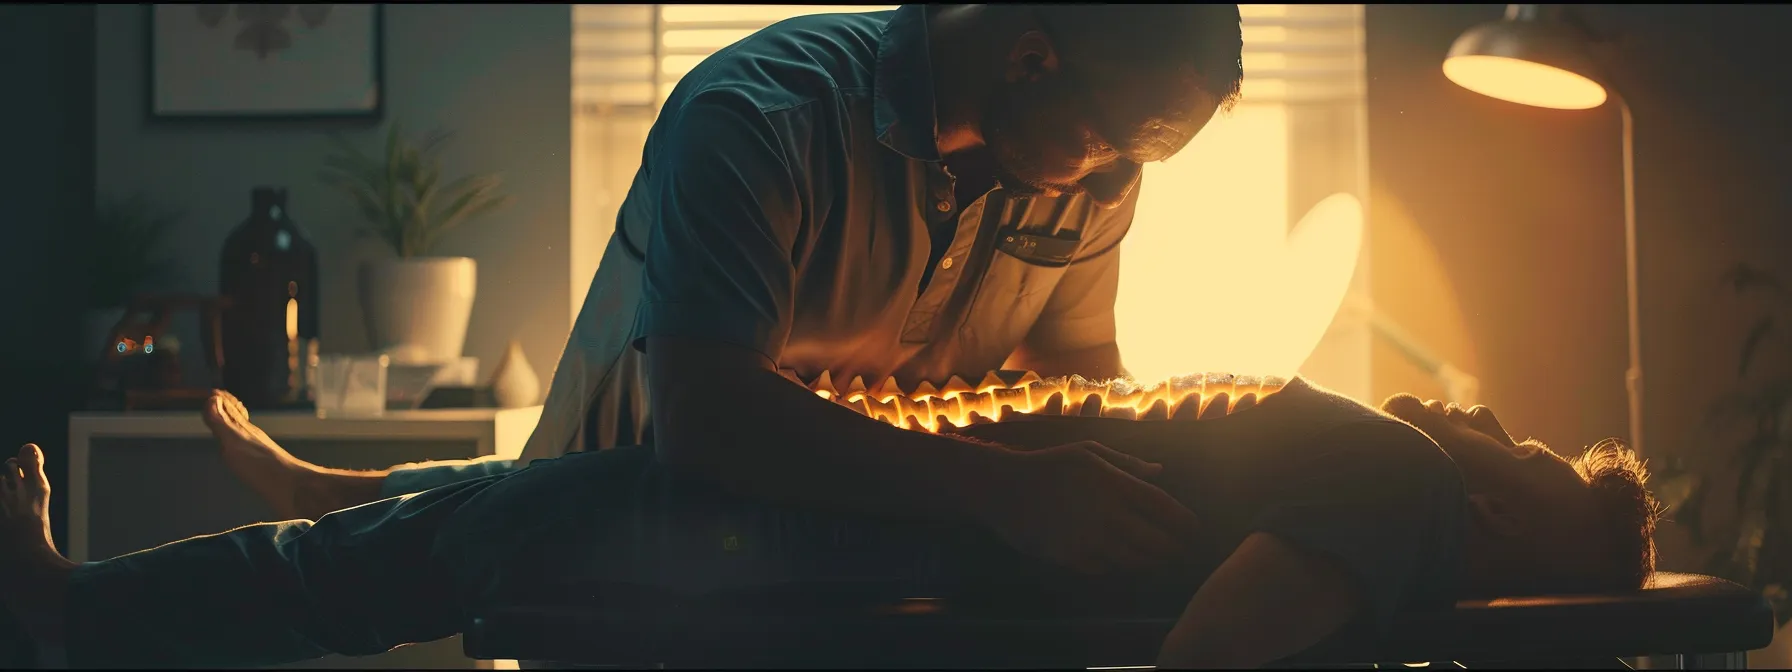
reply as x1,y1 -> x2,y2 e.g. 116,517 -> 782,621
85,192 -> 185,307
383,124 -> 406,254
1700,262 -> 1792,619
1705,389 -> 1758,431
314,121 -> 510,257
1734,434 -> 1777,509
319,154 -> 384,187
420,177 -> 509,254
324,131 -> 367,158
1759,471 -> 1789,593
416,128 -> 455,159
1733,508 -> 1768,585
1739,316 -> 1776,377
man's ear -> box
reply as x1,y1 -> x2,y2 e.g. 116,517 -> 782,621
1005,30 -> 1060,83
1468,493 -> 1528,539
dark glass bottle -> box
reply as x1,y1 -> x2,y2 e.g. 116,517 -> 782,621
219,187 -> 320,409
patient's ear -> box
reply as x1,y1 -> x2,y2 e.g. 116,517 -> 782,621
1468,493 -> 1528,539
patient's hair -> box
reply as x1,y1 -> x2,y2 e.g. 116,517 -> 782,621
1563,438 -> 1663,591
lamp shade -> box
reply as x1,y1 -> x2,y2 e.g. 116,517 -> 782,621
1443,14 -> 1608,109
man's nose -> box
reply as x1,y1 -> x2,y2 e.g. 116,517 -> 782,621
1467,405 -> 1518,447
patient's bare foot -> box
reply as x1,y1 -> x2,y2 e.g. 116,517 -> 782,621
203,391 -> 382,520
0,444 -> 75,646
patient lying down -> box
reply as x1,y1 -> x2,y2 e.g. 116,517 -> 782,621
0,377 -> 1660,668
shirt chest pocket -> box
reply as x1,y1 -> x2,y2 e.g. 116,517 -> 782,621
959,228 -> 1077,343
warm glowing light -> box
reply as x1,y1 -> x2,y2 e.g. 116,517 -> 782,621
653,5 -> 895,110
1120,106 -> 1290,382
1238,4 -> 1290,19
660,54 -> 707,77
1442,55 -> 1607,110
660,5 -> 893,23
1248,193 -> 1365,377
662,29 -> 759,50
788,370 -> 1289,434
1241,25 -> 1289,43
1119,103 -> 1364,384
285,298 -> 299,340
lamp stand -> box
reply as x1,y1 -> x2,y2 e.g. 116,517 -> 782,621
1550,3 -> 1645,454
1458,5 -> 1647,453
1619,97 -> 1645,456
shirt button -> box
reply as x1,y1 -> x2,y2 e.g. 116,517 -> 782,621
939,257 -> 954,270
935,200 -> 952,213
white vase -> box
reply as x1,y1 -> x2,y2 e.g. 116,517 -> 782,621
489,339 -> 540,408
358,257 -> 477,365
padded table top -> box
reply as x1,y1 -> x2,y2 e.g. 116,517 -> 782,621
464,572 -> 1775,667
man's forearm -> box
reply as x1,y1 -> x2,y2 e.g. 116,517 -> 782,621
654,364 -> 1020,523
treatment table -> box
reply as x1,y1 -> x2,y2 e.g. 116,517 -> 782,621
464,571 -> 1775,669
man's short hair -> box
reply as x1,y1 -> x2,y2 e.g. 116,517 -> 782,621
1031,4 -> 1245,111
1565,437 -> 1664,591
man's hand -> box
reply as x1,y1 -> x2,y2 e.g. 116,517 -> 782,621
971,441 -> 1203,574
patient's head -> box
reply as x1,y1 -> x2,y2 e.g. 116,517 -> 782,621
1380,394 -> 1662,596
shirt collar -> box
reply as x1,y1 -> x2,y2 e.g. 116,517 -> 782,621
873,5 -> 943,163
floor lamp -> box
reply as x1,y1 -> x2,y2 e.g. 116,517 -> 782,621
1442,4 -> 1646,455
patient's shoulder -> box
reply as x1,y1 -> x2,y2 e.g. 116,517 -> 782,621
1324,419 -> 1460,484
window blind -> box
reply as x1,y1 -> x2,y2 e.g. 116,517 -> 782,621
1237,4 -> 1364,104
572,4 -> 1364,113
573,4 -> 895,112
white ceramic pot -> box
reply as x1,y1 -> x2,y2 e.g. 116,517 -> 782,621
358,257 -> 477,365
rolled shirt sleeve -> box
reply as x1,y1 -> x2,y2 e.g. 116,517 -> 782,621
631,91 -> 805,364
1022,188 -> 1137,355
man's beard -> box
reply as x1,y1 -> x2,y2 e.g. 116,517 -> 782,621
991,163 -> 1086,198
983,82 -> 1087,199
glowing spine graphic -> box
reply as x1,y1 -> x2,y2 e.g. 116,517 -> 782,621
779,370 -> 1290,433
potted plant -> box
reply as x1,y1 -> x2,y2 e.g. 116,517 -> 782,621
80,193 -> 182,362
1656,264 -> 1792,658
318,123 -> 513,365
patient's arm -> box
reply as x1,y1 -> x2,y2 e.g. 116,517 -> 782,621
1155,532 -> 1364,669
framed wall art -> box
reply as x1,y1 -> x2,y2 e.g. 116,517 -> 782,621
147,4 -> 385,120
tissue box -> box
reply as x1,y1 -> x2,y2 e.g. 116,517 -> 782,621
386,357 -> 479,410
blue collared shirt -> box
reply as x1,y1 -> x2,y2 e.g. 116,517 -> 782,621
523,6 -> 1139,459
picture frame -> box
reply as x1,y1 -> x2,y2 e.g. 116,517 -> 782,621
146,4 -> 385,121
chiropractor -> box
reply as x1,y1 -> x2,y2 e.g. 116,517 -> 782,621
226,4 -> 1243,575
